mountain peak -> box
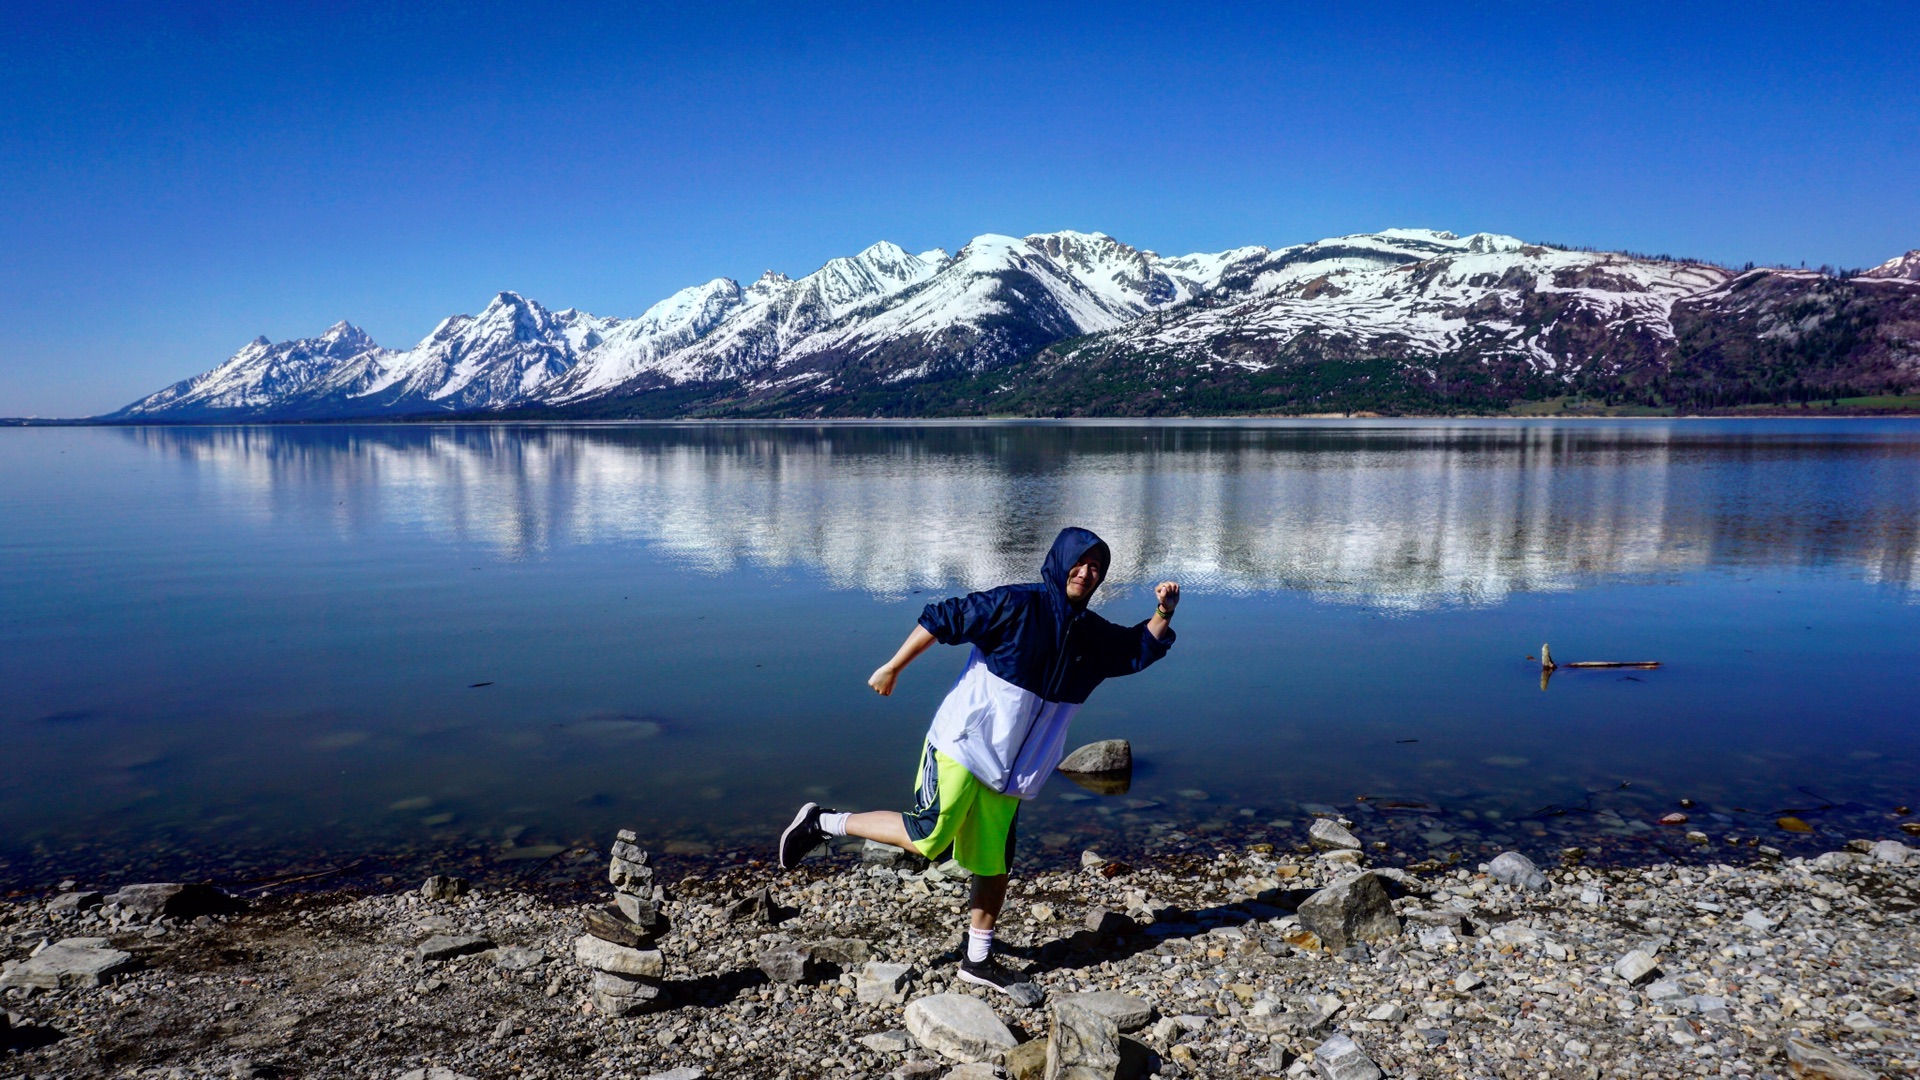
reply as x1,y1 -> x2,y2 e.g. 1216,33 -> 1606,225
1862,250 -> 1920,281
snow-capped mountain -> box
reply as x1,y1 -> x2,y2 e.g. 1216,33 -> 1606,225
108,229 -> 1920,421
1051,229 -> 1732,378
117,320 -> 397,418
1863,250 -> 1920,281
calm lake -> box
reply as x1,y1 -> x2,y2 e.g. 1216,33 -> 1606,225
3,420 -> 1917,892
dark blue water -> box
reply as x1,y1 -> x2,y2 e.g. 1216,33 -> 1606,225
3,421 -> 1917,891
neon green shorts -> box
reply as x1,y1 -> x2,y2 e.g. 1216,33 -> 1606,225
900,741 -> 1020,877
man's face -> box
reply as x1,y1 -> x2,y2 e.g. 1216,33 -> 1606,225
1064,554 -> 1103,605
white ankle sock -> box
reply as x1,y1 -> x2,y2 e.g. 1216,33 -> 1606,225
818,811 -> 851,837
966,927 -> 993,963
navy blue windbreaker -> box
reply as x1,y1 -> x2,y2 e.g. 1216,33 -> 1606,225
916,526 -> 1174,705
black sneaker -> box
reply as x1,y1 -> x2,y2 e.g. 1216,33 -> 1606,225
956,955 -> 1027,997
778,802 -> 833,870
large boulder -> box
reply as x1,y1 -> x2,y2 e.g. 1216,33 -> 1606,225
903,993 -> 1019,1063
1296,873 -> 1399,950
0,940 -> 135,989
1045,997 -> 1121,1079
1058,740 -> 1131,774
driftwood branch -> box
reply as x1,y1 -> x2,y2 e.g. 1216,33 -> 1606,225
1540,643 -> 1660,671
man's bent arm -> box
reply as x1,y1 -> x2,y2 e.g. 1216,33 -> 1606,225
869,625 -> 937,696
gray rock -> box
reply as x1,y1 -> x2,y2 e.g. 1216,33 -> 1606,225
1364,1003 -> 1405,1022
0,941 -> 135,989
574,935 -> 664,978
1868,840 -> 1913,866
488,945 -> 546,971
593,971 -> 668,1016
419,875 -> 469,901
1645,978 -> 1687,1002
1055,991 -> 1153,1033
1487,851 -> 1548,892
807,937 -> 873,967
416,934 -> 494,963
398,1069 -> 477,1080
858,1029 -> 915,1054
758,944 -> 816,984
903,993 -> 1019,1063
1005,1038 -> 1050,1080
1739,908 -> 1776,933
1296,873 -> 1400,950
857,961 -> 916,1005
1785,1036 -> 1875,1080
1312,1033 -> 1381,1080
1005,981 -> 1046,1008
614,891 -> 662,927
861,840 -> 929,871
1308,819 -> 1362,851
609,833 -> 654,891
640,1070 -> 705,1080
106,883 -> 231,919
1083,908 -> 1132,936
725,886 -> 776,924
1453,972 -> 1484,993
1057,739 -> 1130,774
1614,949 -> 1661,985
944,1066 -> 998,1080
1045,997 -> 1120,1080
586,904 -> 657,947
47,891 -> 104,914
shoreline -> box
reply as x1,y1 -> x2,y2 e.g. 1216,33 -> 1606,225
4,832 -> 1913,1080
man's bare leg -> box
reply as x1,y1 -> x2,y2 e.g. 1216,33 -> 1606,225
840,811 -> 912,849
841,813 -> 1005,930
968,873 -> 1007,932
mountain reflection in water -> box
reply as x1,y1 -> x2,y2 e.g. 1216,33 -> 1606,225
125,421 -> 1920,607
3,420 -> 1916,891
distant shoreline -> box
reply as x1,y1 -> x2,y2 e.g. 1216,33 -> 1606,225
9,411 -> 1920,428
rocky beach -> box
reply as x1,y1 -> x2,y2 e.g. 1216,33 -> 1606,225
3,785 -> 1915,1080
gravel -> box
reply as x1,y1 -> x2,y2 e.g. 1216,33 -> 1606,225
1,838 -> 1914,1079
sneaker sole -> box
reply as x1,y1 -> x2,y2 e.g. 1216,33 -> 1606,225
777,801 -> 820,870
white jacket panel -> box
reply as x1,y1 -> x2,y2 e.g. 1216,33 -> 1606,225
926,648 -> 1079,799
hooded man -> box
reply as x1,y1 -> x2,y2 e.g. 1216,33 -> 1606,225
778,526 -> 1180,994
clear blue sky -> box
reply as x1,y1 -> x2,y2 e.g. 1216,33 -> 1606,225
2,2 -> 1915,417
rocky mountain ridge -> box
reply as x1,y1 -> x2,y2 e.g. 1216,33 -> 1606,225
107,230 -> 1920,420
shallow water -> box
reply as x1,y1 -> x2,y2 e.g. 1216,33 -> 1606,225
3,420 -> 1917,890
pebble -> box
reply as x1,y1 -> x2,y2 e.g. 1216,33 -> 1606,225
1307,819 -> 1362,852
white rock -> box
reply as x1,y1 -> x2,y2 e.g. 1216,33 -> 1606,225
903,993 -> 1019,1063
1364,1003 -> 1405,1022
856,961 -> 915,1005
1615,949 -> 1661,985
857,1029 -> 914,1054
1869,840 -> 1913,866
1311,1032 -> 1381,1080
1739,908 -> 1776,933
1453,972 -> 1484,993
1487,851 -> 1549,892
573,934 -> 663,978
1308,819 -> 1362,851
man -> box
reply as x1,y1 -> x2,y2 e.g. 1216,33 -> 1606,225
778,526 -> 1180,995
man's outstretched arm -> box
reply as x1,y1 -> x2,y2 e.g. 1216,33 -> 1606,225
869,625 -> 936,696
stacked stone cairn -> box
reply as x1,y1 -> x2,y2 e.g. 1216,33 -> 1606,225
575,829 -> 670,1016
